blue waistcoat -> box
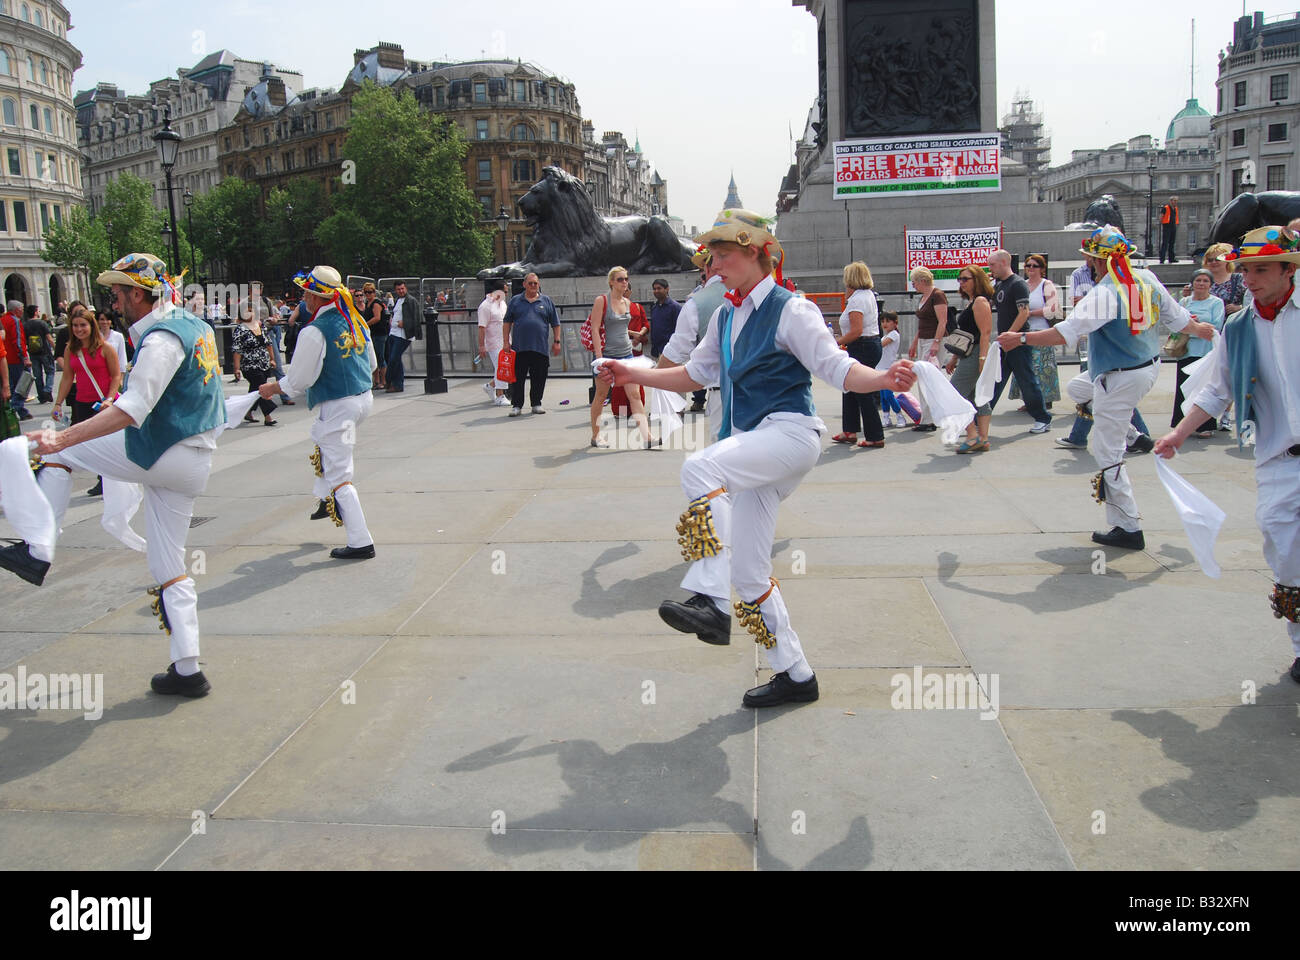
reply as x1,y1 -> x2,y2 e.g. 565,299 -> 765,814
690,281 -> 727,342
124,309 -> 227,470
307,304 -> 373,410
1085,275 -> 1163,376
1221,306 -> 1259,447
718,285 -> 815,439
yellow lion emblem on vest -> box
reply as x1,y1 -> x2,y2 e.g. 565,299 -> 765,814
334,314 -> 369,360
194,330 -> 220,384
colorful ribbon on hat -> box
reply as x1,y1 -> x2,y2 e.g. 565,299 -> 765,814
1105,255 -> 1157,335
293,269 -> 369,344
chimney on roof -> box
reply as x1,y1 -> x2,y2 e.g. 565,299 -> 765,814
376,42 -> 406,70
266,77 -> 287,107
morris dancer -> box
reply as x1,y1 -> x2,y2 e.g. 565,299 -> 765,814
1,253 -> 225,697
599,210 -> 916,707
262,265 -> 376,560
1156,226 -> 1300,683
997,226 -> 1214,550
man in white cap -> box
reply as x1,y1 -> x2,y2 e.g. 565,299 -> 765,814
260,265 -> 377,560
1156,225 -> 1300,684
997,226 -> 1214,550
657,245 -> 725,429
599,209 -> 916,708
2,253 -> 226,697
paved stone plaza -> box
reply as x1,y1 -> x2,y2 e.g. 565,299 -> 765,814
0,365 -> 1296,871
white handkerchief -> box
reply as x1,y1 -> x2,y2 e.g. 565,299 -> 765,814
0,436 -> 56,558
214,392 -> 262,438
1178,332 -> 1220,418
911,362 -> 975,445
100,478 -> 146,552
974,343 -> 1003,408
1155,455 -> 1225,579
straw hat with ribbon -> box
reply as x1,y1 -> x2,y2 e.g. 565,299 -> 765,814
695,209 -> 788,290
1078,226 -> 1156,335
293,265 -> 370,346
96,253 -> 185,306
1219,225 -> 1300,265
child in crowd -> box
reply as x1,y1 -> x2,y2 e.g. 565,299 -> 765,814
877,311 -> 905,427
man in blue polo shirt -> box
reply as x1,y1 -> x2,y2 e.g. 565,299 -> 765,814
502,273 -> 561,416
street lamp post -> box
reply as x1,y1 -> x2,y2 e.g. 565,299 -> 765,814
495,205 -> 510,265
152,107 -> 183,273
183,188 -> 196,285
104,218 -> 114,261
285,201 -> 296,277
1145,159 -> 1157,261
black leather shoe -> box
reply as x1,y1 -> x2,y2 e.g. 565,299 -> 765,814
658,593 -> 730,645
1091,526 -> 1145,550
688,401 -> 706,413
1127,434 -> 1155,454
150,664 -> 211,697
330,544 -> 375,560
743,671 -> 819,708
0,539 -> 50,586
86,479 -> 103,497
1290,657 -> 1300,684
310,499 -> 329,520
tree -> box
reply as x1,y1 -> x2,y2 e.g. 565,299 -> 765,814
317,82 -> 493,278
41,206 -> 109,282
263,179 -> 330,280
188,176 -> 263,281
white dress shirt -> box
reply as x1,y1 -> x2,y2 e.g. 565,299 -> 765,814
277,305 -> 378,400
1053,269 -> 1191,351
662,275 -> 723,367
116,308 -> 219,452
389,296 -> 408,340
1191,285 -> 1300,466
684,275 -> 855,435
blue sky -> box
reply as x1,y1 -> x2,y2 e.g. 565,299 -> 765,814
68,0 -> 1271,232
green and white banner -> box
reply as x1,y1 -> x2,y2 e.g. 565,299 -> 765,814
834,134 -> 1002,199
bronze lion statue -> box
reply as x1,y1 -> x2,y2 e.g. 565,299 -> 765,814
478,166 -> 697,279
1208,190 -> 1300,246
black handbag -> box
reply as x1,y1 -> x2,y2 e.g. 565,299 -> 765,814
942,328 -> 976,359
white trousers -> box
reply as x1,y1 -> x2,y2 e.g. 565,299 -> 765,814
915,342 -> 947,424
42,434 -> 212,664
311,392 -> 374,548
1255,455 -> 1300,657
679,418 -> 821,675
1066,363 -> 1159,532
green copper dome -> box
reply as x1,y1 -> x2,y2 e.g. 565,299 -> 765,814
1166,98 -> 1211,142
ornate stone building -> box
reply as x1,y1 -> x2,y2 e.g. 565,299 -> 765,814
1038,102 -> 1215,258
77,52 -> 302,214
1213,10 -> 1300,206
0,0 -> 86,308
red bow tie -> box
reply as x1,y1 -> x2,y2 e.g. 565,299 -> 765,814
1256,284 -> 1294,322
724,289 -> 744,307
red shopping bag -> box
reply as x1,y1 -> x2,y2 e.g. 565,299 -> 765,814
496,349 -> 516,383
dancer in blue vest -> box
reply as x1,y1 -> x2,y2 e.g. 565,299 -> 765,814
0,253 -> 225,697
598,210 -> 917,707
658,246 -> 726,430
997,227 -> 1215,550
261,265 -> 377,560
1156,225 -> 1300,684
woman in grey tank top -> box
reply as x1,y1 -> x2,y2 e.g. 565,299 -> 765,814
589,266 -> 653,448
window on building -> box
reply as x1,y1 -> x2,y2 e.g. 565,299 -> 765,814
1269,122 -> 1288,142
511,158 -> 536,182
435,86 -> 444,107
29,104 -> 38,128
39,60 -> 47,84
1268,164 -> 1287,191
1188,175 -> 1198,189
1234,80 -> 1247,107
263,128 -> 270,144
515,80 -> 526,101
0,202 -> 6,232
52,205 -> 60,227
1,99 -> 12,126
479,195 -> 493,218
226,163 -> 234,175
6,148 -> 19,175
478,158 -> 491,181
1231,167 -> 1247,197
39,202 -> 48,232
25,56 -> 33,81
549,120 -> 559,141
511,123 -> 534,141
283,151 -> 294,171
1271,74 -> 1290,101
328,141 -> 336,160
42,107 -> 51,132
475,118 -> 488,140
264,156 -> 272,173
33,7 -> 40,27
46,152 -> 54,180
13,200 -> 27,232
224,136 -> 231,151
1232,128 -> 1246,147
33,151 -> 44,179
474,82 -> 487,102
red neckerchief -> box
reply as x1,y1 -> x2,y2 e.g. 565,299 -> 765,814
1255,283 -> 1294,322
724,281 -> 760,307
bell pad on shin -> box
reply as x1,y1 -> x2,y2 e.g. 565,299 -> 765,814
676,488 -> 725,563
309,445 -> 324,478
733,578 -> 779,650
1271,583 -> 1300,622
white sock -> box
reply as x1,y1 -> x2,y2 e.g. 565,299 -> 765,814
786,659 -> 814,683
174,657 -> 201,676
711,596 -> 730,616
